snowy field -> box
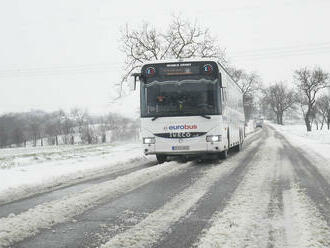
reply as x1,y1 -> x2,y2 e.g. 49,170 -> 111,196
0,142 -> 146,204
0,143 -> 142,169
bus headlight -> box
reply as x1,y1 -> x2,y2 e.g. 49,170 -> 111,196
206,135 -> 221,142
143,137 -> 155,144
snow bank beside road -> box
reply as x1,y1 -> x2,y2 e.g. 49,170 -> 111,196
245,119 -> 256,135
268,122 -> 330,183
0,143 -> 146,204
270,123 -> 330,145
268,122 -> 330,160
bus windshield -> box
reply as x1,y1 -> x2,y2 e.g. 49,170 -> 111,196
140,79 -> 221,118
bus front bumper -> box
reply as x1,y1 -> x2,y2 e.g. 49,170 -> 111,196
143,142 -> 223,156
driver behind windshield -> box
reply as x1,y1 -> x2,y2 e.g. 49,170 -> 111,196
144,79 -> 218,117
153,92 -> 212,114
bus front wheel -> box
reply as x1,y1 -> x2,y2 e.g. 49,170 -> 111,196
233,143 -> 242,152
156,154 -> 167,164
218,149 -> 228,159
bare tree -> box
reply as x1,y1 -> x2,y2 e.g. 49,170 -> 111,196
263,82 -> 297,125
0,117 -> 8,148
238,72 -> 261,97
119,15 -> 226,96
53,110 -> 66,145
227,67 -> 262,121
73,110 -> 96,145
0,109 -> 142,148
12,127 -> 25,147
315,95 -> 330,129
45,119 -> 58,145
25,111 -> 46,147
227,67 -> 261,96
294,67 -> 329,131
70,108 -> 88,133
60,113 -> 74,144
227,67 -> 244,83
81,125 -> 96,144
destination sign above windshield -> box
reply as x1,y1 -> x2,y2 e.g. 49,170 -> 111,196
159,64 -> 200,76
142,61 -> 219,82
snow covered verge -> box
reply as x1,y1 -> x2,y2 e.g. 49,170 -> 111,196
245,119 -> 257,135
267,122 -> 330,160
268,121 -> 330,183
0,143 -> 146,204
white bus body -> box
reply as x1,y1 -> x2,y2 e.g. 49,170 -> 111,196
135,60 -> 245,163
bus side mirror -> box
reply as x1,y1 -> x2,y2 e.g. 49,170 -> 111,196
130,73 -> 141,91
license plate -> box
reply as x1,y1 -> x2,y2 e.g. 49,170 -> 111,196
172,146 -> 190,151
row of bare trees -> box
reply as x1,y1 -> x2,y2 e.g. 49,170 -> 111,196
262,67 -> 330,131
262,83 -> 297,125
0,109 -> 139,148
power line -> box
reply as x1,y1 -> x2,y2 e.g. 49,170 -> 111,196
230,42 -> 330,61
232,49 -> 330,60
231,41 -> 330,56
0,63 -> 123,79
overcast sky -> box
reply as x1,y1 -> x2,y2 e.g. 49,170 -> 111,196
0,0 -> 329,114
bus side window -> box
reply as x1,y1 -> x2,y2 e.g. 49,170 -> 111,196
220,88 -> 224,102
221,88 -> 227,103
224,88 -> 228,103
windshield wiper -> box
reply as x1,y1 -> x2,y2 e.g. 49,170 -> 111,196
182,112 -> 212,119
151,114 -> 210,121
200,114 -> 211,119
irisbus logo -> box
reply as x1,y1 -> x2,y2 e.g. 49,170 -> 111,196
164,124 -> 198,131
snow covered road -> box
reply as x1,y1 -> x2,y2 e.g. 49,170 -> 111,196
1,125 -> 329,248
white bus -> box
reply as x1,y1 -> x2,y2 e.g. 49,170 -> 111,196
132,59 -> 245,163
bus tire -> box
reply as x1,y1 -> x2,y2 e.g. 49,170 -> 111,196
219,149 -> 228,159
227,128 -> 230,149
234,130 -> 243,152
234,143 -> 242,152
156,154 -> 166,164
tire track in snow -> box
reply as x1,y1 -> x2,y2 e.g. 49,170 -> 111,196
273,129 -> 330,226
97,131 -> 265,248
282,183 -> 330,248
153,130 -> 267,248
194,125 -> 330,248
0,159 -> 157,219
266,180 -> 286,248
0,161 -> 189,248
270,128 -> 330,247
265,145 -> 290,248
16,161 -> 209,248
195,128 -> 283,248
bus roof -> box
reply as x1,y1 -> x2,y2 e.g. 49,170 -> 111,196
141,58 -> 219,66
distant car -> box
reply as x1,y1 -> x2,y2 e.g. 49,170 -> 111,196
256,119 -> 263,128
